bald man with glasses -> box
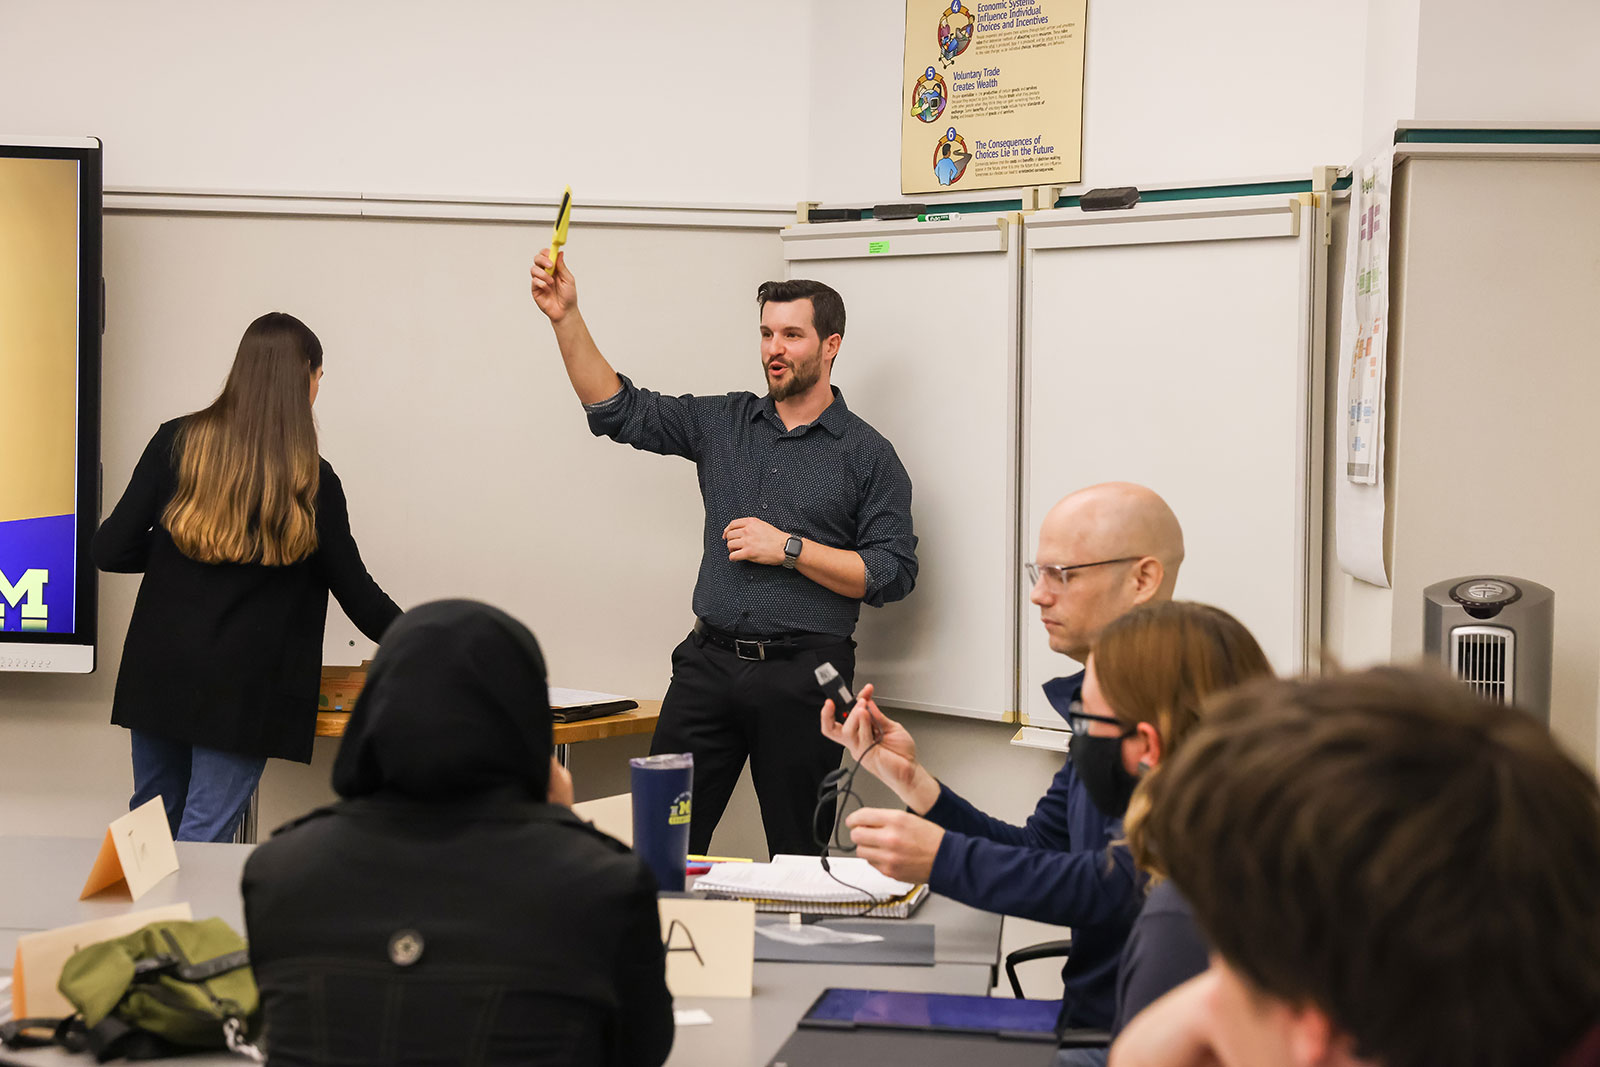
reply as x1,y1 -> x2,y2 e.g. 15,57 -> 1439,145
821,482 -> 1185,1032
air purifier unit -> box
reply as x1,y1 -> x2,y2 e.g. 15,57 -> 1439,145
1423,576 -> 1553,725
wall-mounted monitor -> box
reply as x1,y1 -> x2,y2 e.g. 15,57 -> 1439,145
0,137 -> 102,673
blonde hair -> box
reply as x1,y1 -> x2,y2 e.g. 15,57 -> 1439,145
163,313 -> 322,566
1090,601 -> 1274,873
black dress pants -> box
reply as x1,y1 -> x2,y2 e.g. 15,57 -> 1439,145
649,628 -> 854,857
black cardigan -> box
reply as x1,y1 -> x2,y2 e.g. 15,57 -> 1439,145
94,419 -> 400,762
242,797 -> 674,1067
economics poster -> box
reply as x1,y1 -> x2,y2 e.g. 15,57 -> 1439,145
0,156 -> 80,634
901,0 -> 1087,195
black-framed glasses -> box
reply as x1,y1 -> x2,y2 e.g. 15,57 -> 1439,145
1025,557 -> 1143,586
1065,707 -> 1136,738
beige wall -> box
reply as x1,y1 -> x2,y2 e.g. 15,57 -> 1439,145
1384,157 -> 1600,766
1322,157 -> 1600,767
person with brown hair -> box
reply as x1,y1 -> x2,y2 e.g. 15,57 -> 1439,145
1058,601 -> 1273,1065
95,312 -> 400,842
1110,667 -> 1600,1067
529,252 -> 917,859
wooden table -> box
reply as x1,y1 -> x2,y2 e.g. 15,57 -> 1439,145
316,699 -> 663,766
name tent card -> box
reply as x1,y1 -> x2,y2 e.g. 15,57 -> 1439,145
657,896 -> 754,998
572,793 -> 634,847
12,904 -> 193,1019
80,796 -> 181,900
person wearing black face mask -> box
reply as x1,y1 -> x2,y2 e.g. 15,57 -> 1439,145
242,600 -> 674,1067
1066,715 -> 1142,821
1055,601 -> 1273,1067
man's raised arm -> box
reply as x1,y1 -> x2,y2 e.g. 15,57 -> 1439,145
529,248 -> 621,405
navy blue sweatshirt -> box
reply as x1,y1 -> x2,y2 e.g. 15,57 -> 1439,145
1111,880 -> 1210,1036
922,672 -> 1142,1030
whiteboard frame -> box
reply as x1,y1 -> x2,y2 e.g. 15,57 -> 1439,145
781,216 -> 1024,721
1017,194 -> 1327,727
782,217 -> 1010,261
1025,193 -> 1300,249
102,188 -> 796,230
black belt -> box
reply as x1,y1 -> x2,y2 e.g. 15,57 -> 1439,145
693,619 -> 842,662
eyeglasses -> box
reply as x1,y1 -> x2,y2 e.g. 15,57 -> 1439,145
1025,557 -> 1143,586
1065,706 -> 1136,738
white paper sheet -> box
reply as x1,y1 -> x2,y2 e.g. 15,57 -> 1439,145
693,854 -> 916,903
546,686 -> 631,708
1336,147 -> 1395,587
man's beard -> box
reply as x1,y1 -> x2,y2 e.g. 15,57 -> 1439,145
766,356 -> 823,401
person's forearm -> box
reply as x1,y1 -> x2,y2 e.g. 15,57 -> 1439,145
795,540 -> 868,599
550,307 -> 622,405
902,767 -> 943,815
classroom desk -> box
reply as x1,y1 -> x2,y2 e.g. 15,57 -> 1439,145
0,837 -> 1010,1067
225,700 -> 663,842
315,699 -> 663,763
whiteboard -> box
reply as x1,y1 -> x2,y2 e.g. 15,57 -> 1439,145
782,218 -> 1021,720
97,210 -> 784,701
1020,194 -> 1326,727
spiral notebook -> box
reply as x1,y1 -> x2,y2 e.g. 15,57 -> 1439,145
694,854 -> 929,918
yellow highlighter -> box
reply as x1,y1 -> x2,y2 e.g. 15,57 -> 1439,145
547,184 -> 572,274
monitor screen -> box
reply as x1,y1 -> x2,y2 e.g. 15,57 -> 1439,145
0,138 -> 102,673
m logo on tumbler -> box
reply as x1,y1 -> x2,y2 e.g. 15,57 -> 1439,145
668,791 -> 692,827
0,567 -> 48,630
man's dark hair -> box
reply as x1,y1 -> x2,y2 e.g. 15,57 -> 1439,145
942,143 -> 952,157
1141,666 -> 1600,1067
756,279 -> 845,344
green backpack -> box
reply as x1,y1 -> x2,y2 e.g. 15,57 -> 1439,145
0,918 -> 262,1062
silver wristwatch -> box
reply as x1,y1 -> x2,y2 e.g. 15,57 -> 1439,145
782,535 -> 803,569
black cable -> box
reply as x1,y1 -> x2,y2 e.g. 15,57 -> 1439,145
813,734 -> 896,916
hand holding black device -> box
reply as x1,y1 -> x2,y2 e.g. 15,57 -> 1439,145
815,661 -> 854,723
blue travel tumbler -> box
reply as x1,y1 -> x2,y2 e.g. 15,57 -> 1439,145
630,753 -> 694,892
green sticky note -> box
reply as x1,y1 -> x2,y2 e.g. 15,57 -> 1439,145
868,240 -> 891,254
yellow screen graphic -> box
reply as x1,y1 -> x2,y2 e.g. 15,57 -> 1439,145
0,156 -> 79,526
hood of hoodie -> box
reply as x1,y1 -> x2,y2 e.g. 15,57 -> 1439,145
331,599 -> 553,801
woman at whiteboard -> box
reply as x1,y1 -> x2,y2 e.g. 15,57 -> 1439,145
94,312 -> 400,842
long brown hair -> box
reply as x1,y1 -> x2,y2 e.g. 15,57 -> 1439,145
163,313 -> 322,566
1092,600 -> 1273,869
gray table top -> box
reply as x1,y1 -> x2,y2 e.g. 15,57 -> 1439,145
1,835 -> 1009,1067
0,837 -> 252,965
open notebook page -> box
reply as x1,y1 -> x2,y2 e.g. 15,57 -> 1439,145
694,854 -> 917,903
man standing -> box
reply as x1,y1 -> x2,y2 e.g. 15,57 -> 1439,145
530,251 -> 917,857
822,482 -> 1184,1029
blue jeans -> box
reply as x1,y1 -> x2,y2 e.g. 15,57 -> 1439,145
129,730 -> 267,842
1056,1047 -> 1109,1067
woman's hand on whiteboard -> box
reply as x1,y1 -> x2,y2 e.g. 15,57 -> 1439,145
820,683 -> 943,814
529,248 -> 577,323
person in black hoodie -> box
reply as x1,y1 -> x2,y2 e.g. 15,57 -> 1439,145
241,600 -> 674,1067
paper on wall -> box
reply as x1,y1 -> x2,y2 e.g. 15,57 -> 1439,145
1336,148 -> 1395,587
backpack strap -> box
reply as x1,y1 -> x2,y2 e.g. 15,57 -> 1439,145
0,1016 -> 74,1050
